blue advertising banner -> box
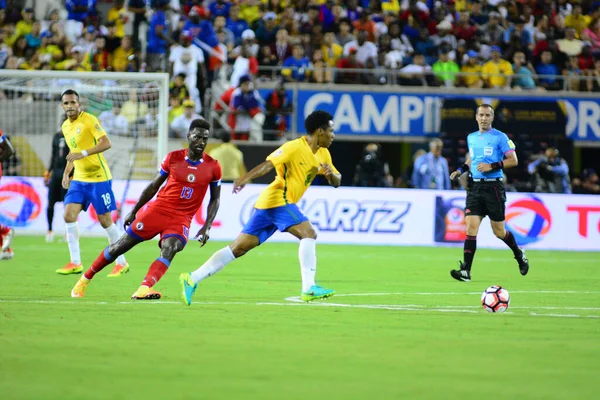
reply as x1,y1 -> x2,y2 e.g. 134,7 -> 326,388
258,87 -> 600,141
562,99 -> 600,142
296,90 -> 442,136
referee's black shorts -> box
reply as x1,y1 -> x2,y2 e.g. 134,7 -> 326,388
465,180 -> 506,222
48,174 -> 67,204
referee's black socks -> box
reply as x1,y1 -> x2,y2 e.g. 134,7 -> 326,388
463,235 -> 477,271
501,231 -> 521,257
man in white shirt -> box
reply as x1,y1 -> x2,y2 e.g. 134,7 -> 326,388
169,30 -> 206,113
399,53 -> 433,86
343,31 -> 378,66
170,100 -> 203,138
98,103 -> 129,136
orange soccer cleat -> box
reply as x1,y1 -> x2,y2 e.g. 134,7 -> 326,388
56,262 -> 83,275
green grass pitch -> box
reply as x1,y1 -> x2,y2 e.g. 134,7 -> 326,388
1,235 -> 599,399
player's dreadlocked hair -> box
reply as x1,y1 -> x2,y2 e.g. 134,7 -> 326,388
61,89 -> 79,101
305,110 -> 333,135
189,118 -> 210,132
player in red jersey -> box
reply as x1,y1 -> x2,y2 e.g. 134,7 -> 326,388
70,119 -> 222,299
0,129 -> 16,260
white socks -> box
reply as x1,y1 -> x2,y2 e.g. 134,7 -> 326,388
191,246 -> 235,284
104,224 -> 127,265
299,238 -> 317,292
65,222 -> 81,265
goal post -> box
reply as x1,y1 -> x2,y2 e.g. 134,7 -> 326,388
0,70 -> 170,180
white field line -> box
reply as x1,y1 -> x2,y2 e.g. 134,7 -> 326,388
1,297 -> 600,319
332,291 -> 600,296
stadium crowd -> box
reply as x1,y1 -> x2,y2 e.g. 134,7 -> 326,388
3,1 -> 600,91
0,0 -> 598,193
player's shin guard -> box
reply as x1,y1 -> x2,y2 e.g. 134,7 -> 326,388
105,224 -> 127,266
190,246 -> 235,284
501,231 -> 521,257
65,222 -> 81,265
141,258 -> 170,288
84,247 -> 115,280
463,235 -> 477,271
299,238 -> 317,292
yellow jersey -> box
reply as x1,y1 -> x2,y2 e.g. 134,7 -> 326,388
482,59 -> 513,87
254,137 -> 339,209
62,112 -> 112,182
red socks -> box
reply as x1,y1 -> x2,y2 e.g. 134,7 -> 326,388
84,247 -> 115,280
141,258 -> 170,288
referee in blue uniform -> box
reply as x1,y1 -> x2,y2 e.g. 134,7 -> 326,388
449,104 -> 530,282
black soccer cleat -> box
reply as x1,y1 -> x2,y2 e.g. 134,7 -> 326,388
516,248 -> 529,276
450,261 -> 471,282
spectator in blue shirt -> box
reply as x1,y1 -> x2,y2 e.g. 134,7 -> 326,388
412,139 -> 451,190
184,6 -> 218,48
503,18 -> 532,48
256,12 -> 279,46
226,5 -> 249,47
512,51 -> 537,90
528,148 -> 571,193
208,0 -> 231,20
535,50 -> 561,90
281,44 -> 312,82
66,0 -> 93,23
147,0 -> 173,71
25,21 -> 42,49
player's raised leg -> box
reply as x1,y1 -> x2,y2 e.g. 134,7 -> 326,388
94,183 -> 130,277
100,218 -> 130,277
180,234 -> 254,306
287,220 -> 334,302
451,215 -> 483,282
490,220 -> 529,276
132,237 -> 185,300
71,234 -> 140,298
57,202 -> 83,274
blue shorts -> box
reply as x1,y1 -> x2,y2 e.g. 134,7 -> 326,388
242,204 -> 308,244
64,180 -> 117,214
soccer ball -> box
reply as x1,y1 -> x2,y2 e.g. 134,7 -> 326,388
481,286 -> 510,313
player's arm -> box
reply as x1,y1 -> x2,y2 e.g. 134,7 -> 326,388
232,160 -> 274,194
123,171 -> 168,228
195,183 -> 221,247
320,163 -> 341,188
66,135 -> 111,162
0,136 -> 15,161
62,160 -> 74,189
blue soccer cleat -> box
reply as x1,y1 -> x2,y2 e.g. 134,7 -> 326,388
301,285 -> 335,302
179,272 -> 197,306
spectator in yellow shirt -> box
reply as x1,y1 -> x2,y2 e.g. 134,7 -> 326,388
208,132 -> 247,182
112,36 -> 134,72
460,50 -> 484,88
38,31 -> 63,68
564,4 -> 591,36
107,0 -> 128,38
14,8 -> 34,40
482,46 -> 513,89
321,32 -> 343,67
239,0 -> 262,27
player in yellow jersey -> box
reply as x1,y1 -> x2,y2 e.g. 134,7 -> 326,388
180,110 -> 341,305
55,89 -> 130,277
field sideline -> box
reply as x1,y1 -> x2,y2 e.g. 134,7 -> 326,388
1,236 -> 599,400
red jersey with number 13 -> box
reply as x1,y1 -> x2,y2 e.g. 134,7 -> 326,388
152,149 -> 222,220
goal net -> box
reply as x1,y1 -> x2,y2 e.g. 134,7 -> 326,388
0,70 -> 169,181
